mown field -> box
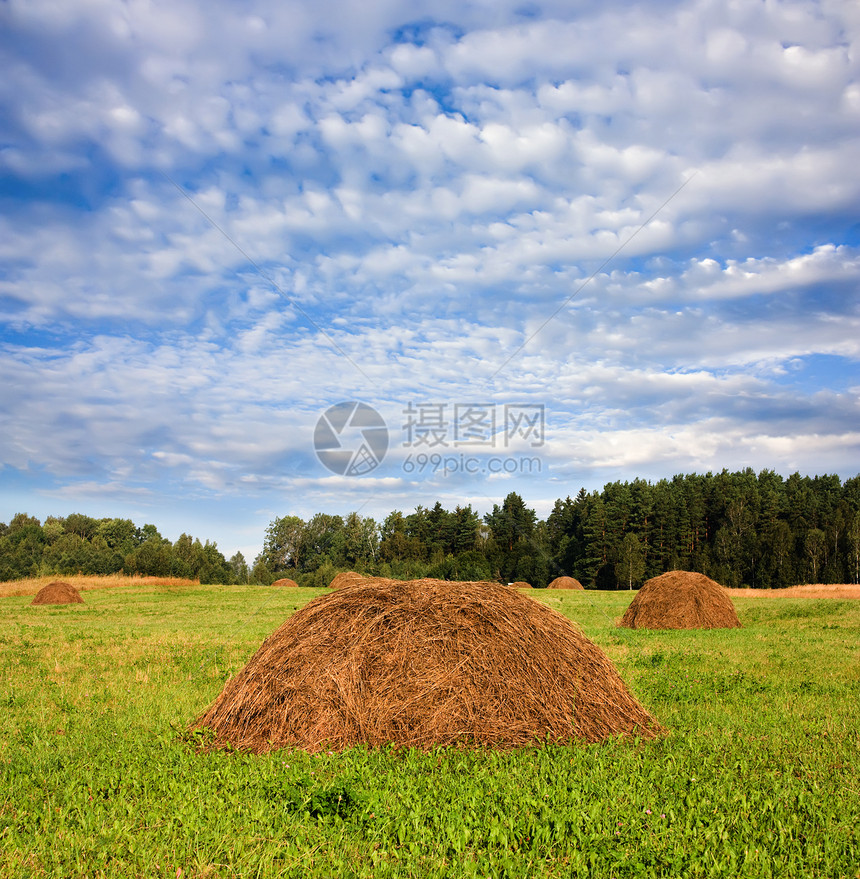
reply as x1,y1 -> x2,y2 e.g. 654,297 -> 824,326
1,582 -> 858,878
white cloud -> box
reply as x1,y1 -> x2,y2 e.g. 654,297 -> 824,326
680,246 -> 860,301
2,0 -> 859,555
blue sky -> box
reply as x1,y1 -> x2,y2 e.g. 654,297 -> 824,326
1,0 -> 859,563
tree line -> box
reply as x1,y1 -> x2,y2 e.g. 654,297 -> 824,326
0,513 -> 245,584
256,469 -> 860,589
3,469 -> 859,588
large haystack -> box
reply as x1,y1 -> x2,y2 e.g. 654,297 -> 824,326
31,581 -> 84,605
193,578 -> 663,753
271,578 -> 300,589
619,570 -> 741,630
548,576 -> 584,590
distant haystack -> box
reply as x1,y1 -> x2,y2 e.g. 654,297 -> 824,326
548,576 -> 584,590
271,578 -> 300,589
193,578 -> 663,752
31,581 -> 84,605
509,580 -> 532,589
619,571 -> 741,630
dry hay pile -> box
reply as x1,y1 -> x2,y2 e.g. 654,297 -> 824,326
271,578 -> 300,589
619,571 -> 741,630
548,576 -> 584,590
329,571 -> 368,590
31,581 -> 84,605
509,580 -> 532,589
193,578 -> 663,753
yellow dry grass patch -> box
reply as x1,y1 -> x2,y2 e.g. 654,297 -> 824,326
0,573 -> 198,599
732,583 -> 860,599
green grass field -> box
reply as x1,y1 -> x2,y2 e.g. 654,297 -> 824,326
1,584 -> 858,878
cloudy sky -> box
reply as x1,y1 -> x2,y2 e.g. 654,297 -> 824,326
1,0 -> 859,562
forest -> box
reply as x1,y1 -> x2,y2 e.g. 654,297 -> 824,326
2,469 -> 859,588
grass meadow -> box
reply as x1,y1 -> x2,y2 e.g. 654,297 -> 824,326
1,582 -> 858,878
